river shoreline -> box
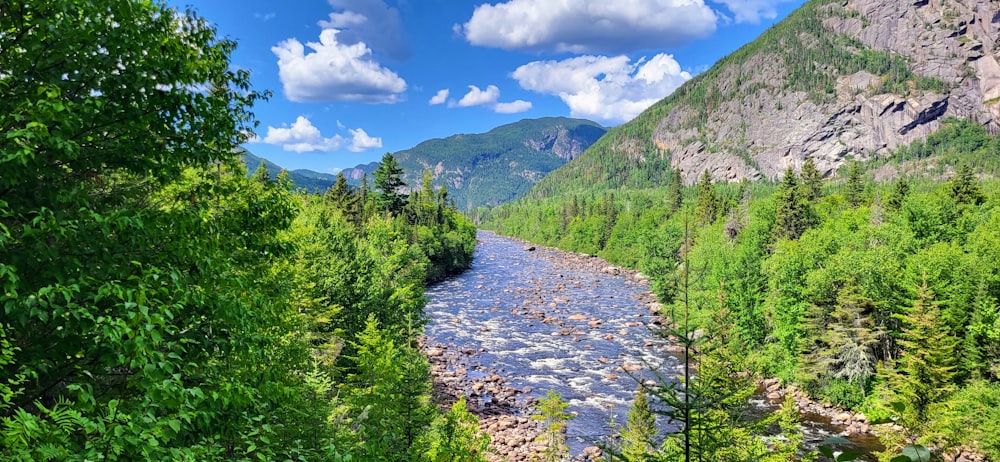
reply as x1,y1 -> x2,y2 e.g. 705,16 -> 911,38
420,231 -> 901,461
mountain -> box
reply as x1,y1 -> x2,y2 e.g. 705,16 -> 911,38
240,150 -> 340,192
341,117 -> 606,210
528,0 -> 1000,198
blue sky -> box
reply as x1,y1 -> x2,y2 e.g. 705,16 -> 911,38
171,0 -> 806,173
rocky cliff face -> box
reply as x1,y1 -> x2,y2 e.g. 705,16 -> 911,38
658,0 -> 1000,184
533,0 -> 998,192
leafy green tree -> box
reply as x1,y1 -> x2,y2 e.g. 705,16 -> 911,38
374,152 -> 408,214
428,397 -> 491,462
0,2 -> 342,459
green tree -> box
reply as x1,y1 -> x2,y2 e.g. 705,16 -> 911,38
846,160 -> 866,207
772,167 -> 812,241
695,170 -> 719,225
533,390 -> 574,462
800,157 -> 824,201
887,176 -> 911,211
428,398 -> 491,462
374,152 -> 408,214
620,385 -> 657,461
340,315 -> 437,459
892,280 -> 958,422
668,167 -> 685,213
949,163 -> 985,206
0,2 -> 338,459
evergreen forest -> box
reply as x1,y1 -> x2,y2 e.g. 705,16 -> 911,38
480,132 -> 1000,459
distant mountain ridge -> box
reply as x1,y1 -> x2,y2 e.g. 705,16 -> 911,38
527,0 -> 1000,198
341,117 -> 606,209
240,150 -> 339,192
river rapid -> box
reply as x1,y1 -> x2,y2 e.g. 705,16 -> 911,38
421,230 -> 882,461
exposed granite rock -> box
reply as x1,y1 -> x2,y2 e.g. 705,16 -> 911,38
649,0 -> 1000,185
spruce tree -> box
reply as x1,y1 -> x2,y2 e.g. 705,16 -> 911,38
374,152 -> 407,214
949,163 -> 985,206
694,170 -> 719,225
799,157 -> 824,202
886,176 -> 910,211
668,167 -> 684,213
772,167 -> 811,241
846,160 -> 866,207
621,385 -> 657,461
892,280 -> 958,422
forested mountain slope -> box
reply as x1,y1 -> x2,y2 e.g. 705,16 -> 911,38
529,0 -> 1000,198
342,117 -> 606,209
240,150 -> 340,192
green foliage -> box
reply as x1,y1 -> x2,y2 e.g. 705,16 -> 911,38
890,281 -> 958,423
374,152 -> 408,215
772,167 -> 814,241
0,2 -> 481,460
695,170 -> 720,225
532,390 -> 574,462
427,398 -> 491,462
619,385 -> 657,461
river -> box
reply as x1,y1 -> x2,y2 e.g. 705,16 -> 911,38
422,230 -> 882,460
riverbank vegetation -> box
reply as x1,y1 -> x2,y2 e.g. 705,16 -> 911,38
1,2 -> 482,460
481,121 -> 1000,459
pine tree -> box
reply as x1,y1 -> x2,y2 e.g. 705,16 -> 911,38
694,170 -> 719,225
621,385 -> 657,461
799,157 -> 824,202
892,280 -> 958,422
772,167 -> 812,241
886,176 -> 910,211
846,160 -> 866,207
949,163 -> 985,206
668,167 -> 684,213
374,152 -> 408,214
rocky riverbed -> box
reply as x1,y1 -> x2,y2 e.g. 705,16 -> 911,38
420,231 -> 672,460
421,231 -> 902,461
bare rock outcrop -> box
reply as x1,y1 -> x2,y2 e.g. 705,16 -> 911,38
650,0 -> 1000,185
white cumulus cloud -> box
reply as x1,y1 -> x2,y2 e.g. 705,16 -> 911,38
452,85 -> 532,114
258,116 -> 381,153
320,0 -> 409,59
714,0 -> 794,24
461,0 -> 717,54
348,127 -> 382,152
495,100 -> 533,114
272,29 -> 406,103
429,89 -> 449,105
457,85 -> 501,107
512,54 -> 691,123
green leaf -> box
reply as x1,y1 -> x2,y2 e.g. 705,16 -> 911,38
901,445 -> 931,462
